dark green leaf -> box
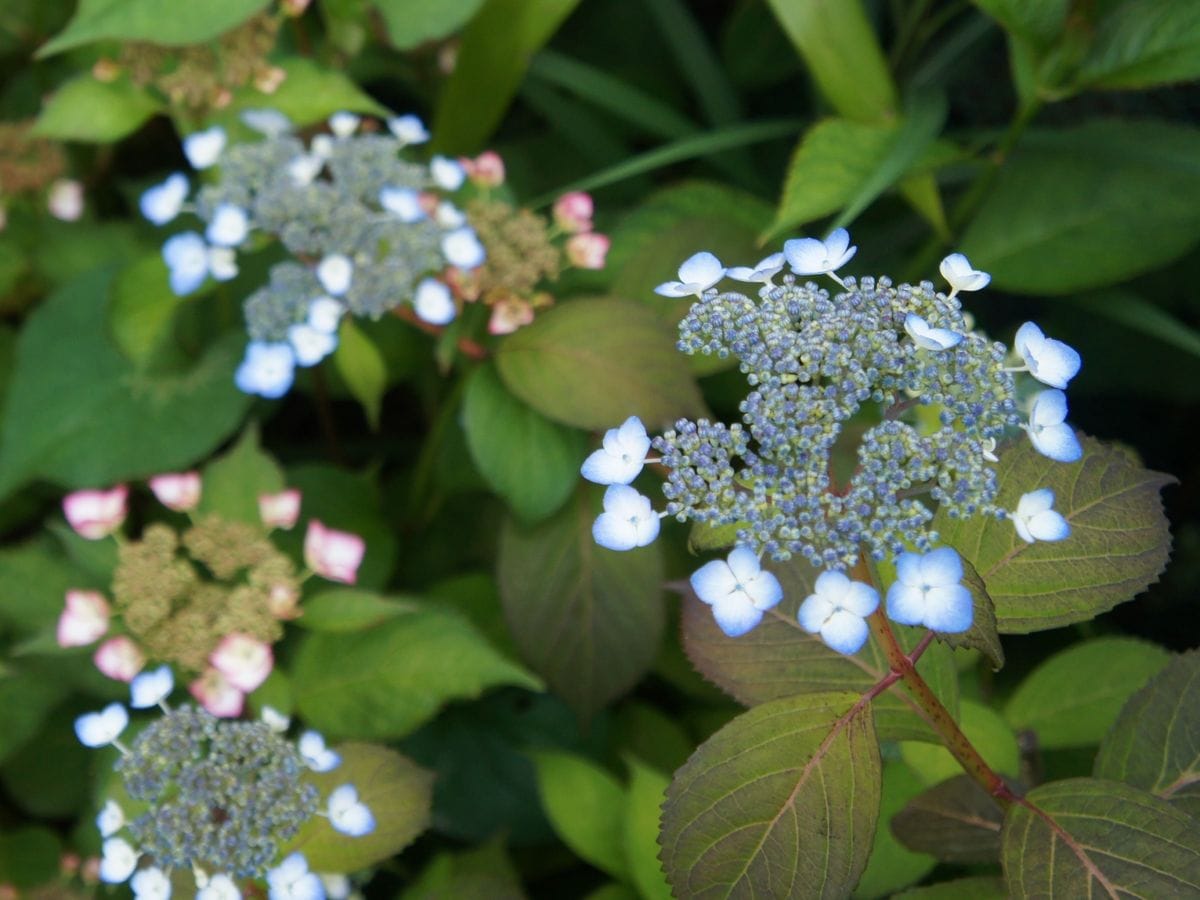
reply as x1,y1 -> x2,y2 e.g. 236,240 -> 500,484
1095,650 -> 1200,817
195,423 -> 285,524
0,705 -> 92,818
33,75 -> 161,142
1077,0 -> 1200,90
1004,637 -> 1169,749
461,363 -> 586,523
372,0 -> 485,49
38,0 -> 270,54
1001,778 -> 1200,896
891,775 -> 1004,864
220,57 -> 389,128
108,254 -> 177,365
400,839 -> 527,900
0,827 -> 61,887
494,297 -> 705,431
0,673 -> 69,764
531,751 -> 628,878
295,588 -> 418,632
497,490 -> 665,718
895,877 -> 1007,899
661,691 -> 880,898
970,0 -> 1069,48
936,437 -> 1174,632
0,539 -> 92,634
623,757 -> 672,900
855,760 -> 936,899
333,318 -> 387,430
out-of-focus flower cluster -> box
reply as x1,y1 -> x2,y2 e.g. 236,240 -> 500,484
140,110 -> 609,399
76,667 -> 371,898
56,475 -> 364,717
0,120 -> 83,229
581,233 -> 1080,654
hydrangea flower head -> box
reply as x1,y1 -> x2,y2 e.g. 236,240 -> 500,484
592,484 -> 660,551
690,547 -> 783,637
886,548 -> 973,633
783,228 -> 856,278
581,416 -> 651,485
1014,321 -> 1081,389
654,251 -> 725,298
938,252 -> 991,297
797,571 -> 879,654
1012,488 -> 1070,543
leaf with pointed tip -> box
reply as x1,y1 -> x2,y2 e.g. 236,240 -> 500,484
38,0 -> 270,54
1095,650 -> 1200,817
936,437 -> 1173,632
1001,778 -> 1200,896
892,775 -> 1004,864
1004,637 -> 1169,749
661,691 -> 880,899
196,423 -> 284,524
497,488 -> 665,718
680,557 -> 958,744
622,758 -> 673,900
531,751 -> 628,879
1076,0 -> 1200,91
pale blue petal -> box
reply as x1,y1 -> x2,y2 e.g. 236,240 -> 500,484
1014,321 -> 1043,363
747,568 -> 783,610
654,281 -> 692,297
813,569 -> 850,600
1030,389 -> 1068,427
1031,422 -> 1082,462
797,594 -> 834,633
821,610 -> 869,655
922,584 -> 973,633
920,547 -> 963,587
843,581 -> 880,617
894,552 -> 922,587
690,559 -> 737,605
1028,510 -> 1070,541
632,513 -> 660,547
580,448 -> 638,484
885,583 -> 925,626
677,251 -> 723,288
726,546 -> 761,583
1030,338 -> 1081,389
783,237 -> 827,274
592,512 -> 637,551
710,596 -> 763,637
825,228 -> 850,258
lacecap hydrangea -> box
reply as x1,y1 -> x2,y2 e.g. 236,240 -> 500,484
582,231 -> 1080,654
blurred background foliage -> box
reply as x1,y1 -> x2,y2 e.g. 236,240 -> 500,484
0,0 -> 1197,896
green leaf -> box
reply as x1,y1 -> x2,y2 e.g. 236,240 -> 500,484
38,0 -> 270,54
0,827 -> 61,887
494,297 -> 705,431
0,539 -> 93,634
891,774 -> 1004,864
195,422 -> 284,524
1077,0 -> 1200,90
623,758 -> 673,900
1001,778 -> 1200,895
970,0 -> 1069,48
292,604 -> 541,740
764,0 -> 896,120
935,556 -> 1004,670
935,437 -> 1174,633
531,751 -> 628,878
400,839 -> 528,900
497,490 -> 665,718
1095,649 -> 1200,817
433,0 -> 581,153
108,255 -> 178,365
0,271 -> 251,501
1069,290 -> 1200,361
959,120 -> 1200,294
1004,637 -> 1169,749
461,363 -> 586,523
895,877 -> 1007,899
0,673 -> 69,764
901,700 -> 1020,785
0,706 -> 92,818
680,558 -> 959,744
661,691 -> 880,898
33,75 -> 161,143
333,318 -> 387,430
221,57 -> 389,128
296,588 -> 418,632
855,760 -> 936,899
373,0 -> 485,48
287,742 -> 433,871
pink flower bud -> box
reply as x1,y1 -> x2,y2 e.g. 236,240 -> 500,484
254,65 -> 287,94
80,857 -> 101,885
258,489 -> 301,529
189,667 -> 245,718
63,485 -> 128,539
304,519 -> 365,585
566,232 -> 611,270
93,636 -> 145,682
148,471 -> 202,511
56,590 -> 111,647
209,633 -> 273,693
487,298 -> 535,335
463,151 -> 505,188
553,192 -> 594,233
267,582 -> 302,620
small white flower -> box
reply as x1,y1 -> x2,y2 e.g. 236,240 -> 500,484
725,252 -> 786,286
886,548 -> 973,633
434,201 -> 466,228
288,322 -> 338,366
592,484 -> 660,551
654,251 -> 725,298
316,254 -> 354,296
797,571 -> 879,655
99,837 -> 139,884
235,341 -> 295,399
307,296 -> 344,333
319,874 -> 352,900
162,232 -> 211,296
130,665 -> 174,708
75,703 -> 129,748
388,114 -> 430,145
207,246 -> 238,282
1012,488 -> 1070,543
96,799 -> 125,837
430,155 -> 465,190
139,173 -> 189,225
183,126 -> 227,169
261,706 -> 291,733
441,226 -> 486,268
148,472 -> 202,511
328,111 -> 360,138
413,278 -> 456,325
267,853 -> 323,900
1013,321 -> 1081,389
327,784 -> 375,836
1022,389 -> 1082,463
939,252 -> 991,297
241,108 -> 292,137
206,203 -> 249,248
981,437 -> 999,463
580,416 -> 651,485
379,186 -> 425,222
299,730 -> 341,772
131,866 -> 172,900
47,179 -> 84,221
690,546 -> 783,637
904,312 -> 963,351
196,874 -> 240,900
783,228 -> 857,278
288,154 -> 324,186
310,134 -> 335,160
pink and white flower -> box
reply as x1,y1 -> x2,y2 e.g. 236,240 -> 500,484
462,151 -> 505,187
148,471 -> 202,511
189,667 -> 245,718
56,590 -> 111,647
259,489 -> 302,529
553,192 -> 593,233
93,636 -> 145,682
304,520 -> 365,584
566,232 -> 610,270
267,582 -> 302,620
63,485 -> 128,539
210,633 -> 274,693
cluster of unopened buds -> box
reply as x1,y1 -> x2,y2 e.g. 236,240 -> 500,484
139,109 -> 608,399
56,474 -> 364,716
75,666 -> 371,899
581,230 -> 1080,654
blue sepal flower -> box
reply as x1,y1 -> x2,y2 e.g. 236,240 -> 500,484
886,547 -> 973,633
441,227 -> 486,269
162,232 -> 211,296
725,253 -> 785,285
267,853 -> 323,900
904,312 -> 963,351
592,484 -> 660,551
783,228 -> 856,278
327,784 -> 375,836
1023,389 -> 1082,462
235,341 -> 296,399
581,416 -> 651,485
139,173 -> 189,225
1012,488 -> 1070,543
130,665 -> 173,709
690,546 -> 783,637
654,251 -> 725,298
1014,321 -> 1081,389
797,570 -> 879,654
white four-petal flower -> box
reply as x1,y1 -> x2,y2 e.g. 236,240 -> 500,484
131,866 -> 172,900
797,570 -> 879,655
1014,321 -> 1081,389
299,730 -> 341,772
430,155 -> 465,191
1023,389 -> 1082,462
581,416 -> 651,485
328,111 -> 360,138
938,252 -> 990,297
885,547 -> 973,633
592,484 -> 660,551
413,278 -> 456,325
235,341 -> 296,399
380,186 -> 425,222
690,546 -> 783,637
99,837 -> 139,884
75,703 -> 129,748
725,252 -> 785,285
267,852 -> 323,900
196,874 -> 240,900
441,227 -> 486,268
654,251 -> 725,298
388,114 -> 430,145
139,173 -> 189,225
130,665 -> 174,709
327,784 -> 375,837
206,203 -> 249,248
96,799 -> 125,837
316,254 -> 354,296
183,126 -> 227,170
783,228 -> 857,278
904,313 -> 963,351
1012,488 -> 1070,543
288,323 -> 338,366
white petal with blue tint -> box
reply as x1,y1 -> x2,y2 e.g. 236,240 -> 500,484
431,155 -> 465,190
1013,488 -> 1070,543
904,313 -> 963,351
414,278 -> 456,325
328,784 -> 375,836
783,228 -> 857,276
441,227 -> 486,268
592,485 -> 659,551
299,730 -> 341,771
131,866 -> 171,900
205,203 -> 249,248
380,186 -> 425,222
75,703 -> 129,747
726,252 -> 785,284
241,108 -> 292,137
654,251 -> 725,298
691,547 -> 782,637
1025,389 -> 1082,462
328,112 -> 360,138
99,837 -> 138,883
581,416 -> 651,485
1014,321 -> 1081,389
130,665 -> 173,708
885,548 -> 972,634
139,173 -> 189,225
162,232 -> 210,296
235,341 -> 296,399
288,323 -> 337,366
307,297 -> 344,333
388,114 -> 430,145
316,254 -> 353,296
183,126 -> 226,170
938,253 -> 991,294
